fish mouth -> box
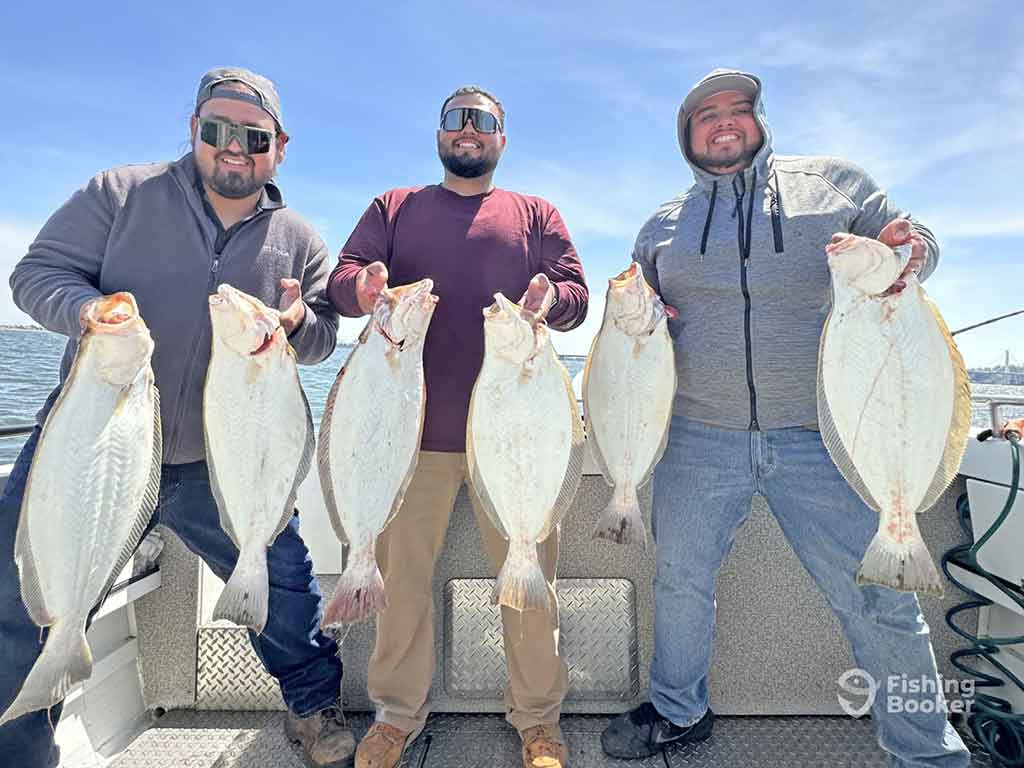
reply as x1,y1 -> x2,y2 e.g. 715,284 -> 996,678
89,293 -> 140,332
250,332 -> 276,355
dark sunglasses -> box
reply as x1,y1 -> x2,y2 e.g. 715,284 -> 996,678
198,117 -> 275,155
440,107 -> 502,134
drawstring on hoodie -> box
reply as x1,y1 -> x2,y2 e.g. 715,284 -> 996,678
767,170 -> 785,253
699,181 -> 718,259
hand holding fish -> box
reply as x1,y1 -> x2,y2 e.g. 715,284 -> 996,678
519,273 -> 556,318
356,261 -> 390,314
877,219 -> 926,296
277,278 -> 306,335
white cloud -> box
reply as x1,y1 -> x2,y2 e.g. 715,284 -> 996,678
0,220 -> 41,325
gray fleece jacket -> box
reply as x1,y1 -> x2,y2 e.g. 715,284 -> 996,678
10,153 -> 338,464
634,68 -> 938,431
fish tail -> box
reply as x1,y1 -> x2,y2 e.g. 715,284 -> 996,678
322,549 -> 387,628
856,518 -> 944,597
0,620 -> 92,726
493,541 -> 550,612
214,545 -> 270,633
593,484 -> 645,548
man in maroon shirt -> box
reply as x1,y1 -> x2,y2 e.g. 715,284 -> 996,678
328,85 -> 587,768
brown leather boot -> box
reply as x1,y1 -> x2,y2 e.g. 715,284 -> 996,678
520,723 -> 568,768
355,721 -> 422,768
284,704 -> 356,767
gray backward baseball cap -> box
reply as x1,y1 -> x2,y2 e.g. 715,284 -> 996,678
195,67 -> 285,132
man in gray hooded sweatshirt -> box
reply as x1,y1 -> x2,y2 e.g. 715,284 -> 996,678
600,69 -> 970,766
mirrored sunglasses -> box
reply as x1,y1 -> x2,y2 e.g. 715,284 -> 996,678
440,107 -> 502,134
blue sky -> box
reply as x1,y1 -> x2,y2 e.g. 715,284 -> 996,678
1,1 -> 1022,365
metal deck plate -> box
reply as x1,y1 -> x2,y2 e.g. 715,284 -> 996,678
107,711 -> 994,768
444,578 -> 638,700
196,623 -> 283,710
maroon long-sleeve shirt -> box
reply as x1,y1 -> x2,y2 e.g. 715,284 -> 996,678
328,184 -> 588,452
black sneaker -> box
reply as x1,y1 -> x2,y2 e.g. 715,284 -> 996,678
600,701 -> 714,759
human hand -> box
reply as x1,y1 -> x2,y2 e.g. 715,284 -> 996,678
877,219 -> 926,296
356,261 -> 389,314
519,273 -> 556,317
278,278 -> 307,335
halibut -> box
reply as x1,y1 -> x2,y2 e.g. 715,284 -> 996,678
583,262 -> 676,547
1,293 -> 160,725
204,284 -> 314,633
818,234 -> 970,596
318,279 -> 438,627
467,293 -> 585,611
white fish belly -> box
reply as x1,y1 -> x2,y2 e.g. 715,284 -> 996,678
585,321 -> 675,487
822,290 -> 954,513
23,364 -> 156,618
469,350 -> 574,541
204,350 -> 310,546
322,336 -> 425,543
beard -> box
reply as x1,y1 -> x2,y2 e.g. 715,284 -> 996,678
691,142 -> 760,173
438,142 -> 499,179
201,152 -> 272,198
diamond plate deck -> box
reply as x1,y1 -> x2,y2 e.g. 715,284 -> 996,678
444,578 -> 638,700
109,712 -> 993,768
196,623 -> 283,710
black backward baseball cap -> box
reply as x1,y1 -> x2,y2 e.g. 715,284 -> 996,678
195,67 -> 285,132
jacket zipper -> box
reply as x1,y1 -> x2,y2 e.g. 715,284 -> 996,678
734,175 -> 760,431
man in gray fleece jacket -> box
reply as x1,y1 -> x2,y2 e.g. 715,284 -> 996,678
601,69 -> 970,766
1,68 -> 353,768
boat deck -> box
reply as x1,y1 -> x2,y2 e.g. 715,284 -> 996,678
110,711 -> 993,768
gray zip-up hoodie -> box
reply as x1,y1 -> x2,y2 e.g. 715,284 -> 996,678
633,68 -> 938,431
10,153 -> 338,464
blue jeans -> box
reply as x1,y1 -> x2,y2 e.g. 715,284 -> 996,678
0,427 -> 343,768
650,415 -> 970,767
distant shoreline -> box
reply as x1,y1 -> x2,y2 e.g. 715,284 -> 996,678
0,325 -> 44,331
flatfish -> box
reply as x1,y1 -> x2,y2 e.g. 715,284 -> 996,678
1,293 -> 160,725
318,279 -> 438,627
204,284 -> 314,633
818,234 -> 970,596
583,262 -> 676,547
467,293 -> 586,611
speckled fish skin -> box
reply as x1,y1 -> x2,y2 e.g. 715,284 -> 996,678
204,284 -> 314,633
467,293 -> 586,612
1,293 -> 160,726
818,234 -> 970,597
318,279 -> 438,627
583,262 -> 676,548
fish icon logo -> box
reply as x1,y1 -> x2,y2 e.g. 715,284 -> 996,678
837,668 -> 877,718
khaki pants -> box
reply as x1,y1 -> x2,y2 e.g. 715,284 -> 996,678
369,451 -> 569,733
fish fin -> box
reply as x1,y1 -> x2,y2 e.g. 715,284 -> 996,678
13,493 -> 55,628
0,620 -> 92,727
272,378 -> 315,541
537,353 -> 586,542
581,331 -> 616,486
466,376 -> 510,541
493,541 -> 550,612
214,545 -> 270,633
322,547 -> 386,627
593,483 -> 646,549
317,351 -> 356,547
99,376 -> 163,602
913,293 -> 972,515
816,311 -> 882,511
856,527 -> 944,598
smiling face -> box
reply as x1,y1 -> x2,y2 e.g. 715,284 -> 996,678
436,93 -> 506,179
190,84 -> 287,200
688,90 -> 763,174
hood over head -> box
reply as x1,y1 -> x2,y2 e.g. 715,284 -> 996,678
677,68 -> 774,189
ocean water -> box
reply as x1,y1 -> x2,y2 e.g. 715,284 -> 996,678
1,328 -> 1021,465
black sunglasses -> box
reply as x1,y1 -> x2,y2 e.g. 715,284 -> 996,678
198,117 -> 275,155
440,108 -> 502,134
